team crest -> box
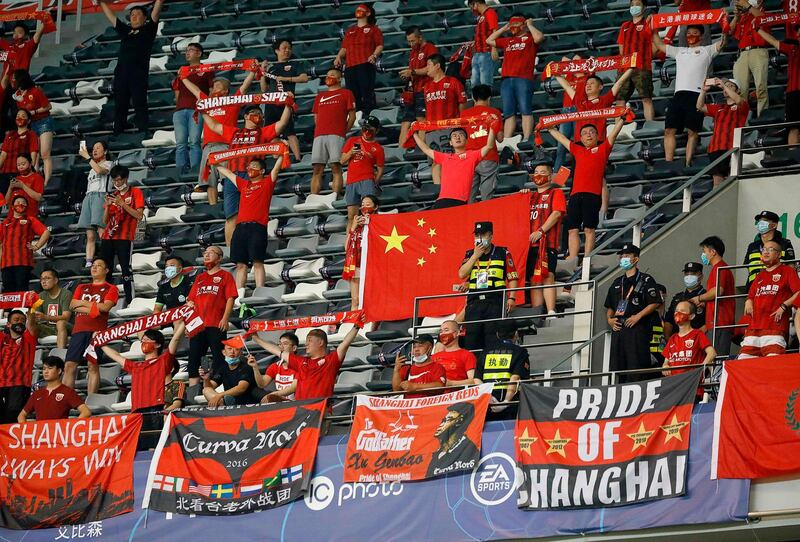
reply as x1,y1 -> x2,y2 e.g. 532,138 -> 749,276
685,339 -> 694,349
364,27 -> 371,33
773,274 -> 781,282
636,24 -> 644,30
284,65 -> 292,72
55,393 -> 64,401
417,52 -> 425,59
213,276 -> 222,283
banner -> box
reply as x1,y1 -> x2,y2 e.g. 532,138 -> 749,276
208,142 -> 291,169
541,53 -> 639,80
534,107 -> 635,144
179,59 -> 260,79
516,370 -> 700,509
344,384 -> 492,483
143,400 -> 326,515
0,10 -> 55,33
0,415 -> 142,529
85,304 -> 204,363
0,0 -> 144,15
361,193 -> 530,322
0,290 -> 39,309
651,9 -> 730,32
712,354 -> 800,479
244,310 -> 364,334
400,116 -> 484,149
195,91 -> 292,112
756,12 -> 800,27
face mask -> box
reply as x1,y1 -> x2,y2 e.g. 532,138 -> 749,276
629,5 -> 643,16
247,167 -> 263,179
325,76 -> 338,87
355,6 -> 369,18
165,265 -> 178,279
747,0 -> 758,6
673,312 -> 691,325
619,257 -> 634,270
15,118 -> 27,127
225,356 -> 239,366
141,341 -> 156,354
13,203 -> 26,214
246,114 -> 262,125
10,323 -> 25,334
210,89 -> 226,98
686,35 -> 700,46
114,181 -> 127,191
756,220 -> 771,235
509,20 -> 524,35
683,274 -> 699,288
438,331 -> 456,345
204,260 -> 217,270
700,252 -> 711,266
412,354 -> 428,364
360,206 -> 375,215
532,174 -> 550,186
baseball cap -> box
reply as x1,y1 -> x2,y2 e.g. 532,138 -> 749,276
683,262 -> 703,273
474,221 -> 493,234
360,115 -> 381,131
617,243 -> 641,256
411,334 -> 435,345
754,210 -> 780,223
726,78 -> 741,90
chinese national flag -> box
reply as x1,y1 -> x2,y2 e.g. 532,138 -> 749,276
361,193 -> 530,322
222,334 -> 246,349
711,354 -> 800,479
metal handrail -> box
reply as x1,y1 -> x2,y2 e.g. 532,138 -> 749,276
733,120 -> 800,176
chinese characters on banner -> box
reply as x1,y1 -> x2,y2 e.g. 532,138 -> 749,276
344,384 -> 492,482
0,415 -> 142,529
143,400 -> 325,515
516,370 -> 700,509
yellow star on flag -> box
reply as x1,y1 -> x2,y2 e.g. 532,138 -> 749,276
428,228 -> 437,238
428,245 -> 438,254
545,429 -> 571,458
660,414 -> 689,443
417,257 -> 426,267
518,427 -> 538,456
417,218 -> 426,228
380,226 -> 410,253
627,421 -> 655,451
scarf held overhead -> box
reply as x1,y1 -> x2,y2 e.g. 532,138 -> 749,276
651,8 -> 730,33
244,310 -> 364,334
179,59 -> 260,79
209,142 -> 291,169
542,53 -> 639,80
0,10 -> 55,33
195,91 -> 294,112
401,116 -> 485,149
534,106 -> 634,144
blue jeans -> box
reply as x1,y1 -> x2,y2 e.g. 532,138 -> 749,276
554,106 -> 576,172
471,52 -> 495,87
173,108 -> 203,170
500,77 -> 534,117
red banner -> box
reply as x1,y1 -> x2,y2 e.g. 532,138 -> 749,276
0,290 -> 39,309
245,310 -> 365,334
651,8 -> 729,32
344,384 -> 492,482
208,142 -> 291,169
362,194 -> 530,322
541,53 -> 639,80
712,354 -> 800,479
401,116 -> 484,149
756,12 -> 800,27
0,414 -> 142,529
0,10 -> 55,33
178,59 -> 260,79
534,106 -> 634,144
195,91 -> 292,112
0,0 -> 143,15
143,400 -> 325,514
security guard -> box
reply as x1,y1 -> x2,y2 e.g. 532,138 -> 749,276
604,243 -> 661,383
475,320 -> 530,419
743,210 -> 795,287
648,284 -> 667,366
663,262 -> 707,338
458,221 -> 519,354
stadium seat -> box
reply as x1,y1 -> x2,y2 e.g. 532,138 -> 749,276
240,285 -> 287,306
281,281 -> 328,303
275,235 -> 321,258
294,192 -> 337,212
115,298 -> 157,318
334,369 -> 376,394
85,392 -> 119,415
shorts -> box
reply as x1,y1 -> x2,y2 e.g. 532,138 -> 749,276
230,222 -> 268,264
265,104 -> 295,136
739,333 -> 786,358
431,198 -> 466,209
501,77 -> 534,117
199,142 -> 229,186
786,91 -> 800,123
526,246 -> 558,280
65,331 -> 101,365
311,135 -> 345,165
665,91 -> 703,134
617,69 -> 654,101
37,321 -> 72,338
708,149 -> 731,177
30,116 -> 54,135
76,191 -> 106,229
223,176 -> 241,218
565,192 -> 602,230
1,266 -> 31,293
345,180 -> 378,206
401,91 -> 426,122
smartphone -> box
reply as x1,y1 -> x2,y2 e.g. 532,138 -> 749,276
704,78 -> 716,87
79,140 -> 87,152
353,143 -> 361,151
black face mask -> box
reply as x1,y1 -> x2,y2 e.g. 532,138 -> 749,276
10,323 -> 25,334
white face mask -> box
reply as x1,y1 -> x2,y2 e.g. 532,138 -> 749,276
412,354 -> 428,364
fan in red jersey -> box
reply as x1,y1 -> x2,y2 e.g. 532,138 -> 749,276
311,69 -> 356,195
0,195 -> 48,293
334,3 -> 384,115
0,20 -> 44,74
398,26 -> 438,145
423,54 -> 466,185
0,308 -> 39,423
393,334 -> 447,398
616,0 -> 655,121
10,69 -> 53,184
341,115 -> 384,228
730,0 -> 770,117
757,25 -> 800,146
467,0 -> 500,87
696,78 -> 749,186
662,301 -> 716,401
432,320 -> 477,386
5,153 -> 42,216
460,84 -> 504,202
0,109 -> 38,196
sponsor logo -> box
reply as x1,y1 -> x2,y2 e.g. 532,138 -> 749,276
319,95 -> 339,104
304,475 -> 403,511
470,452 -> 518,506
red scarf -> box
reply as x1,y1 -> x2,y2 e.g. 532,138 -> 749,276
244,310 -> 365,334
0,11 -> 56,33
534,107 -> 634,144
0,291 -> 39,309
530,242 -> 549,285
195,91 -> 295,112
401,116 -> 483,149
209,142 -> 291,169
651,8 -> 730,33
343,222 -> 366,281
756,12 -> 800,27
179,59 -> 260,79
542,54 -> 639,80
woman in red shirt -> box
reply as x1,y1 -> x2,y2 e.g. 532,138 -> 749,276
11,70 -> 52,185
0,109 -> 39,197
333,4 -> 384,114
5,153 -> 43,216
343,194 -> 379,310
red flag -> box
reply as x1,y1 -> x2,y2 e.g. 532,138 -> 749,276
712,354 -> 800,479
222,334 -> 246,349
541,53 -> 639,80
361,194 -> 530,322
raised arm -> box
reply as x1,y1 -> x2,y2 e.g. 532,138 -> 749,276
336,323 -> 361,360
652,30 -> 667,54
546,126 -> 572,149
251,334 -> 284,357
167,320 -> 186,355
270,156 -> 283,180
201,112 -> 224,135
611,67 -> 634,97
696,86 -> 709,114
214,165 -> 238,182
181,76 -> 202,99
32,20 -> 45,44
413,131 -> 435,159
553,75 -> 576,99
101,345 -> 127,367
527,18 -> 545,44
479,127 -> 496,159
150,0 -> 164,23
98,1 -> 118,27
606,117 -> 626,147
273,104 -> 292,136
486,24 -> 507,48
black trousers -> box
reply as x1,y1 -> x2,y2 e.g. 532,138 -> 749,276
610,325 -> 653,383
463,296 -> 503,355
100,239 -> 134,303
0,385 -> 31,423
1,266 -> 32,293
114,67 -> 149,133
188,327 -> 225,378
345,63 -> 376,115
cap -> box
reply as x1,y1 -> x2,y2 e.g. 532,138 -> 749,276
474,221 -> 493,234
496,320 -> 519,334
617,243 -> 640,256
726,78 -> 741,90
360,115 -> 381,130
754,210 -> 780,223
683,262 -> 703,273
412,333 -> 435,345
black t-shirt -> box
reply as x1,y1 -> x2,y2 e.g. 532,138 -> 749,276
155,276 -> 193,310
475,341 -> 530,402
604,270 -> 661,325
663,287 -> 707,329
212,362 -> 257,405
266,61 -> 305,94
115,19 -> 157,69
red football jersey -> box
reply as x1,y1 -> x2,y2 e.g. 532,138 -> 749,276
779,42 -> 800,93
423,76 -> 466,121
13,86 -> 50,121
572,84 -> 617,142
221,124 -> 278,172
235,175 -> 275,226
474,7 -> 499,53
23,385 -> 84,420
265,361 -> 297,399
72,281 -> 120,333
124,352 -> 176,410
747,264 -> 800,335
199,89 -> 243,146
173,71 -> 213,111
0,214 -> 46,268
0,331 -> 37,387
101,187 -> 144,241
399,361 -> 447,398
662,328 -> 710,398
705,102 -> 750,153
408,41 -> 439,92
494,35 -> 539,80
706,261 -> 736,329
287,351 -> 342,400
342,136 -> 385,183
617,20 -> 653,70
341,23 -> 384,66
461,105 -> 502,162
312,88 -> 356,137
529,187 -> 567,249
569,141 -> 611,196
0,130 -> 39,174
10,172 -> 44,216
432,349 -> 476,381
187,269 -> 238,328
1,38 -> 37,72
563,73 -> 587,108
